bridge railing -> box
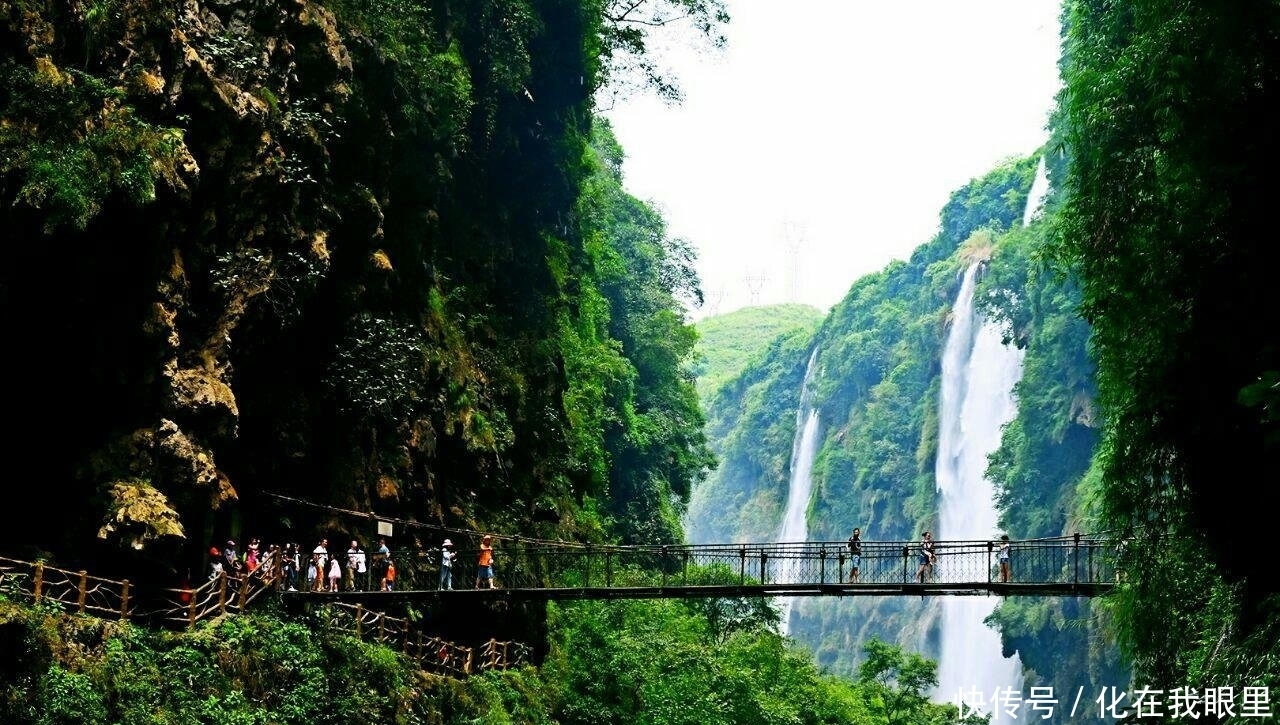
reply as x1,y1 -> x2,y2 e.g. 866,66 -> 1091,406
0,552 -> 527,678
319,601 -> 529,675
138,562 -> 283,628
0,555 -> 133,617
376,535 -> 1115,591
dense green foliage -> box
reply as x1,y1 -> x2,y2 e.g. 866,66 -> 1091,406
575,120 -> 715,544
1049,0 -> 1280,699
683,304 -> 823,544
0,595 -> 979,725
0,0 -> 718,584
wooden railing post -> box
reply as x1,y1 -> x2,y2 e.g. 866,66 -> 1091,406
218,571 -> 228,616
77,570 -> 88,613
188,584 -> 198,629
120,580 -> 130,620
378,612 -> 386,642
33,561 -> 44,603
238,573 -> 249,610
355,604 -> 363,638
402,619 -> 411,652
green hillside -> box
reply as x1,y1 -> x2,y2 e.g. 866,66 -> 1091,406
692,304 -> 824,400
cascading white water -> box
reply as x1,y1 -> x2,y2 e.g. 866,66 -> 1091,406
777,347 -> 821,637
1022,155 -> 1050,227
933,264 -> 1025,709
934,159 -> 1047,708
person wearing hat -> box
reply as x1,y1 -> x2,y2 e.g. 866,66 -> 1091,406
475,535 -> 495,589
439,538 -> 456,590
208,545 -> 224,580
222,540 -> 243,576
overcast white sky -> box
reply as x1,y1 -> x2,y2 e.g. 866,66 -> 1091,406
603,0 -> 1064,319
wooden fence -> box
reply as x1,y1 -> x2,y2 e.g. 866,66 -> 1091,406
321,602 -> 530,676
0,555 -> 133,618
0,554 -> 527,675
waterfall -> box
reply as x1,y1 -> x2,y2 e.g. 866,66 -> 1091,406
777,347 -> 821,637
1022,156 -> 1049,227
934,263 -> 1025,708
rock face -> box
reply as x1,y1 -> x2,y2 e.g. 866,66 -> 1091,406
0,0 -> 595,573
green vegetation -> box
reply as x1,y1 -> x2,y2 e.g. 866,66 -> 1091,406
1048,0 -> 1280,700
0,57 -> 188,231
0,0 -> 721,571
692,304 -> 824,401
0,595 -> 981,725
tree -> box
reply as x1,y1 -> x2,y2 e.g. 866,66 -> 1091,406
599,0 -> 730,102
857,638 -> 939,725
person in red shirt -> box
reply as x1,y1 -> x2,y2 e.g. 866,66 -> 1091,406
475,535 -> 495,589
382,558 -> 396,591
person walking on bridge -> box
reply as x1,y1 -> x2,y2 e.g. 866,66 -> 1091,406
998,534 -> 1012,583
847,527 -> 862,582
346,541 -> 366,591
439,539 -> 456,590
475,534 -> 495,589
916,531 -> 935,583
312,538 -> 329,592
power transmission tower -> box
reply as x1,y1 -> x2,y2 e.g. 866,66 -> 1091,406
744,272 -> 769,306
781,220 -> 807,303
705,286 -> 726,316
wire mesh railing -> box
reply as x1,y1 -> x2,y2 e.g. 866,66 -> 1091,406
373,534 -> 1116,592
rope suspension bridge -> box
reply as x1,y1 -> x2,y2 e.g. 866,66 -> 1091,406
297,534 -> 1117,602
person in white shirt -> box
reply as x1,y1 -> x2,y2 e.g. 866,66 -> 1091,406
998,534 -> 1012,583
439,539 -> 456,590
346,541 -> 366,590
312,538 -> 329,592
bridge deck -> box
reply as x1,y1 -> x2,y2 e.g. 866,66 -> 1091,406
285,581 -> 1112,603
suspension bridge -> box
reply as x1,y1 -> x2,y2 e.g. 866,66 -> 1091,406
287,534 -> 1117,603
0,534 -> 1115,676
